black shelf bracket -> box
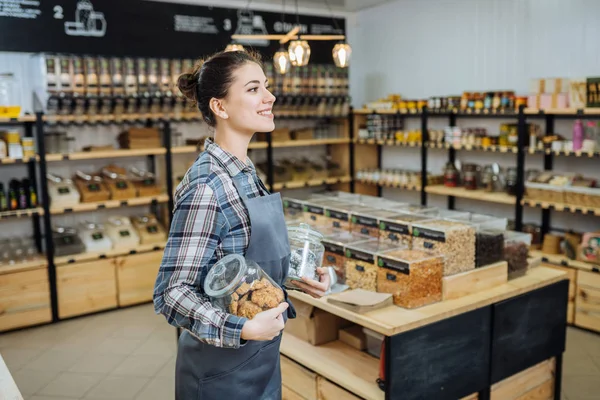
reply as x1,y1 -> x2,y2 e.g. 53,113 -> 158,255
541,114 -> 555,237
515,105 -> 527,232
163,120 -> 175,227
420,106 -> 429,206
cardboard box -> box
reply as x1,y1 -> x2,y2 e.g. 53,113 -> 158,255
338,325 -> 367,351
285,297 -> 351,345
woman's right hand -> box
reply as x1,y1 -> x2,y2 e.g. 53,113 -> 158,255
241,302 -> 289,341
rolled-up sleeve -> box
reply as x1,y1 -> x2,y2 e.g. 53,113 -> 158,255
153,183 -> 248,348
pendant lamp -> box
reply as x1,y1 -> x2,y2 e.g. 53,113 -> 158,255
273,48 -> 291,74
332,42 -> 352,68
288,39 -> 311,67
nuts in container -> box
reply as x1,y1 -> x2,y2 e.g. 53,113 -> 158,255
282,197 -> 305,220
376,249 -> 444,309
344,240 -> 399,291
204,254 -> 285,320
322,230 -> 369,284
504,231 -> 532,280
475,229 -> 505,267
302,199 -> 346,228
411,219 -> 476,275
323,203 -> 374,231
379,213 -> 433,247
350,209 -> 402,238
287,223 -> 325,283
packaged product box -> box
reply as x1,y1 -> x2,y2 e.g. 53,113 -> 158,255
284,297 -> 351,345
545,78 -> 569,94
527,95 -> 540,109
530,79 -> 545,94
586,77 -> 600,108
569,79 -> 587,109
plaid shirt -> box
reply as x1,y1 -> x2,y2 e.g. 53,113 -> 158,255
154,138 -> 267,348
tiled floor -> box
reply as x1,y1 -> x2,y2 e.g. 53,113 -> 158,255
1,304 -> 599,400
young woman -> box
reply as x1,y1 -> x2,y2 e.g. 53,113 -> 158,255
153,50 -> 331,400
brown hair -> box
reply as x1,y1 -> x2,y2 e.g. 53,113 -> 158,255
177,50 -> 264,127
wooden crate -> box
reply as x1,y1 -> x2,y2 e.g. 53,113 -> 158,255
542,263 -> 576,324
282,386 -> 305,400
317,377 -> 360,400
281,355 -> 318,400
443,261 -> 508,300
0,268 -> 51,332
57,259 -> 118,318
575,270 -> 600,332
116,251 -> 162,307
490,358 -> 555,400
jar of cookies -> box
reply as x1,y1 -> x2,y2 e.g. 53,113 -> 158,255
204,254 -> 285,320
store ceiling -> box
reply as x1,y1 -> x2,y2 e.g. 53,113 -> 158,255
158,0 -> 394,13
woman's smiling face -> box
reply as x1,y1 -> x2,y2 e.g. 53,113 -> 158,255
220,62 -> 276,133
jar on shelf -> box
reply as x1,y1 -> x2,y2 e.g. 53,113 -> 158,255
287,223 -> 325,282
463,163 -> 479,190
444,162 -> 460,187
505,167 -> 518,196
203,254 -> 285,319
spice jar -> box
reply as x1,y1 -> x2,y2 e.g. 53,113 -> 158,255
379,213 -> 433,247
287,223 -> 325,282
322,231 -> 368,284
350,209 -> 401,238
444,162 -> 460,187
412,219 -> 476,275
204,254 -> 285,319
377,249 -> 444,309
344,240 -> 398,291
504,231 -> 532,280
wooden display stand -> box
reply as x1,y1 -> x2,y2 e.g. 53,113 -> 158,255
281,267 -> 568,400
0,265 -> 52,331
442,261 -> 508,300
116,251 -> 163,306
575,270 -> 600,332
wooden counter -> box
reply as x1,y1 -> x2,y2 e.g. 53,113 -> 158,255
0,354 -> 23,400
289,266 -> 567,337
283,267 -> 569,400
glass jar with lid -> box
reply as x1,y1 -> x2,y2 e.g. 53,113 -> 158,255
444,162 -> 460,187
204,254 -> 285,319
505,167 -> 518,196
462,163 -> 479,190
287,223 -> 325,282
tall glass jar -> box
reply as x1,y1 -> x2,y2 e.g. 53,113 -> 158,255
506,167 -> 518,196
287,223 -> 324,282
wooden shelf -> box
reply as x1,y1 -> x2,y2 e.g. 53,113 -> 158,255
0,115 -> 36,123
49,194 -> 168,215
272,176 -> 352,190
525,107 -> 600,116
0,156 -> 38,165
45,148 -> 166,162
522,198 -> 600,216
272,138 -> 351,148
530,250 -> 599,273
0,257 -> 48,276
288,266 -> 566,337
0,207 -> 44,220
44,112 -> 202,123
54,242 -> 166,267
356,179 -> 420,191
171,146 -> 199,154
355,138 -> 421,147
528,147 -> 600,158
354,108 -> 518,117
426,185 -> 516,205
429,142 -> 519,153
281,334 -> 383,400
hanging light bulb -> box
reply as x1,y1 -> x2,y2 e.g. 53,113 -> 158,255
273,48 -> 291,75
288,39 -> 311,67
332,42 -> 352,68
225,43 -> 245,52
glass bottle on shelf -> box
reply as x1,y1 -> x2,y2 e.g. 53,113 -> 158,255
505,167 -> 518,196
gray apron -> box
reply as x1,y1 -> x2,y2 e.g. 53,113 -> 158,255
175,168 -> 296,400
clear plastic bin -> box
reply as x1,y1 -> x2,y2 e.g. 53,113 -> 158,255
475,229 -> 505,268
324,203 -> 374,230
282,197 -> 305,220
411,219 -> 476,275
362,327 -> 384,358
344,240 -> 399,291
376,249 -> 444,309
322,230 -> 369,284
504,231 -> 532,279
204,254 -> 284,319
379,213 -> 433,247
302,199 -> 348,228
350,209 -> 400,238
397,204 -> 439,215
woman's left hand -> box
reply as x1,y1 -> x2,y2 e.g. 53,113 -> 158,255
291,267 -> 331,298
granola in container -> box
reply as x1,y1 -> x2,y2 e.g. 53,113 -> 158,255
323,203 -> 375,231
378,213 -> 434,247
344,240 -> 400,291
301,199 -> 348,228
376,249 -> 444,309
411,219 -> 476,275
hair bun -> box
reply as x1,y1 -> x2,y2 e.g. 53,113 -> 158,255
176,72 -> 199,103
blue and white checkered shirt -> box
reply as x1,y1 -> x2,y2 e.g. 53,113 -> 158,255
153,138 -> 267,348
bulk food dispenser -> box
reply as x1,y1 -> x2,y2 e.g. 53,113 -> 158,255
101,165 -> 136,200
52,226 -> 86,257
79,222 -> 113,253
74,171 -> 111,202
105,216 -> 140,249
131,214 -> 166,245
46,173 -> 81,208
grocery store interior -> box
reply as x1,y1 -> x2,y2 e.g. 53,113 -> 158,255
1,0 -> 599,400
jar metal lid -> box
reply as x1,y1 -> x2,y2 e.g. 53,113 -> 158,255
204,254 -> 248,298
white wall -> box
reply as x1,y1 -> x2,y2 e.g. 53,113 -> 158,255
349,0 -> 600,106
349,0 -> 600,234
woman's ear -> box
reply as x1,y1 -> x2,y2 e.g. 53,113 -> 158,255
209,98 -> 229,120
